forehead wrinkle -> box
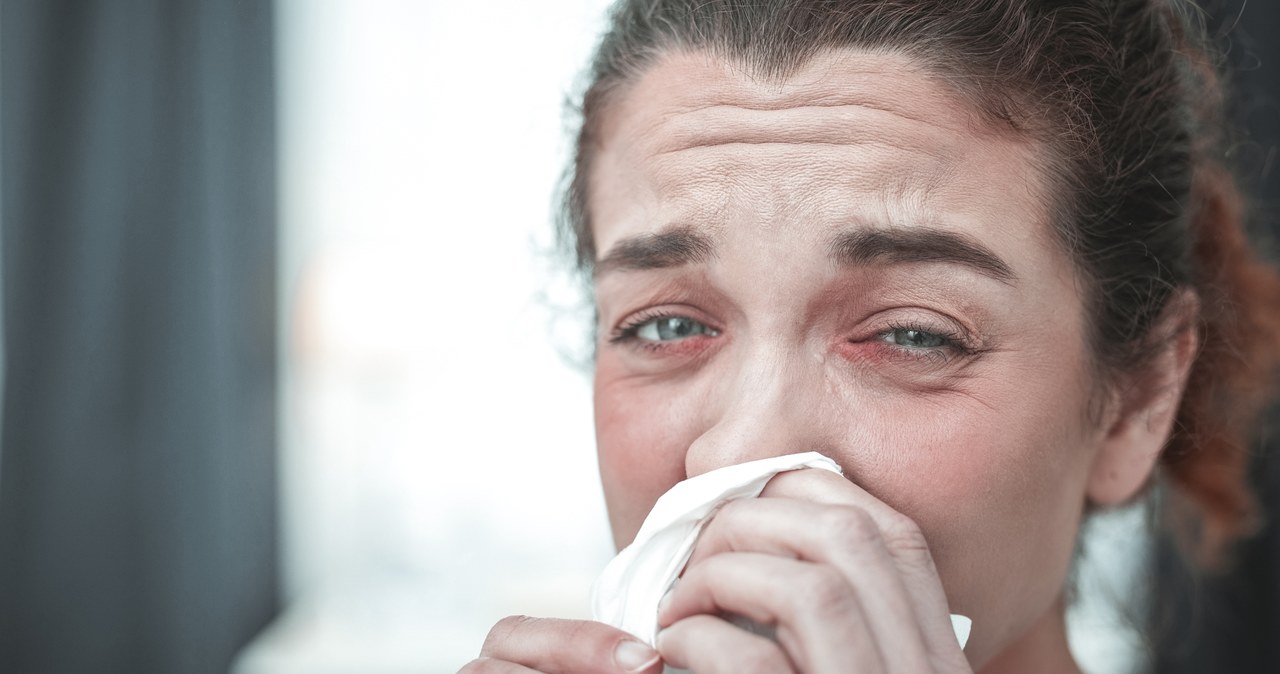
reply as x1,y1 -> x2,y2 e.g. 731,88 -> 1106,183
624,47 -> 975,123
609,49 -> 999,155
630,166 -> 964,260
644,140 -> 961,215
638,102 -> 962,160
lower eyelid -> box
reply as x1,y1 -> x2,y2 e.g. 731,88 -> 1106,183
618,333 -> 719,360
837,336 -> 972,368
888,342 -> 959,363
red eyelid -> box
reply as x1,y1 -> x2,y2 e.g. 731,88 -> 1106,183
850,308 -> 972,342
610,305 -> 724,361
634,332 -> 719,358
832,340 -> 963,375
834,310 -> 977,367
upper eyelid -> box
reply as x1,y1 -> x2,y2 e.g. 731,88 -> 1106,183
608,312 -> 720,347
627,314 -> 713,333
869,310 -> 977,344
611,305 -> 715,331
619,309 -> 673,328
609,311 -> 676,340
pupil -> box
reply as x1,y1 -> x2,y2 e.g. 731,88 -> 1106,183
899,329 -> 942,348
659,317 -> 693,339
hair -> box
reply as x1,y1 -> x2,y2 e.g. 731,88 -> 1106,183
560,0 -> 1280,566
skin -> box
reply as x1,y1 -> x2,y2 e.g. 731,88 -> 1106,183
465,49 -> 1197,674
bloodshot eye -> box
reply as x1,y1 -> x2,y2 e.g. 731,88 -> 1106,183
634,316 -> 719,342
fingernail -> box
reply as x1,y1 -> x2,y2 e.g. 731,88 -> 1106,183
614,639 -> 659,672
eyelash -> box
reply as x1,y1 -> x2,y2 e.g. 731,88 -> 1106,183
609,311 -> 979,363
872,320 -> 978,364
608,309 -> 713,351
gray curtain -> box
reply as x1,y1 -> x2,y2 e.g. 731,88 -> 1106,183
0,1 -> 278,673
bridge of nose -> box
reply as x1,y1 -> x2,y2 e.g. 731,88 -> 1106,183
683,339 -> 836,479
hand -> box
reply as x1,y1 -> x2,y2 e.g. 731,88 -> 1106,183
461,616 -> 664,674
655,469 -> 972,674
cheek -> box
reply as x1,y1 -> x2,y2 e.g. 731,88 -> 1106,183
594,357 -> 695,549
865,386 -> 1090,524
869,395 -> 1089,566
853,360 -> 1098,661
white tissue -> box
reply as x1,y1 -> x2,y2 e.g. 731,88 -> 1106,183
591,451 -> 972,654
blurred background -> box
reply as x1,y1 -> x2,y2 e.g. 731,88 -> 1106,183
0,1 -> 1275,673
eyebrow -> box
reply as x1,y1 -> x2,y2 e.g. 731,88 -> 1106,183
594,223 -> 1016,284
828,227 -> 1016,284
594,225 -> 716,277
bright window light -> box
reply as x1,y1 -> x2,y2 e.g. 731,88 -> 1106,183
235,2 -> 617,672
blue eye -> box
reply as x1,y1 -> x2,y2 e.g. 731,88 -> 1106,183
633,316 -> 718,341
882,327 -> 948,349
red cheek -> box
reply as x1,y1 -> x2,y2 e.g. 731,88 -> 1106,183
832,394 -> 1000,517
593,356 -> 693,545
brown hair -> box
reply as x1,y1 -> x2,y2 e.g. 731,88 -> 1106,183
561,0 -> 1280,564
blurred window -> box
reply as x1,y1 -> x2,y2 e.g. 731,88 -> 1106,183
235,2 -> 616,672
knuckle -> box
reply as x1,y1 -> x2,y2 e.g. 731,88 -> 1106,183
663,616 -> 791,674
795,565 -> 855,617
881,511 -> 932,558
479,616 -> 626,672
818,506 -> 880,547
480,614 -> 538,655
562,618 -> 608,650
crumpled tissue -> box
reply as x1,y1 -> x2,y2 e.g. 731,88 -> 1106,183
592,451 -> 972,656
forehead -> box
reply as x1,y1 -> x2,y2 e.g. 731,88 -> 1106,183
588,49 -> 1054,264
598,48 -> 984,150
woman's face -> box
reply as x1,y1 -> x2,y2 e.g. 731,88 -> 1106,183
590,50 -> 1112,664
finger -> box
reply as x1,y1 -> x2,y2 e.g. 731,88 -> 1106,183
759,470 -> 930,558
659,552 -> 884,674
687,498 -> 932,673
761,470 -> 967,664
657,614 -> 796,674
458,657 -> 543,673
480,616 -> 662,674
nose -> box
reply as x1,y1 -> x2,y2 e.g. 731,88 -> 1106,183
682,345 -> 829,479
